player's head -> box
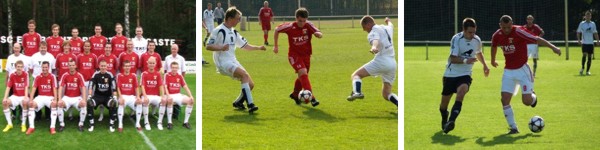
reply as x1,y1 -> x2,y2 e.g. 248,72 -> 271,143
462,18 -> 477,40
27,19 -> 36,32
360,15 -> 375,32
63,40 -> 71,53
526,15 -> 534,25
585,10 -> 592,21
68,60 -> 77,73
115,23 -> 123,34
99,60 -> 107,73
217,2 -> 221,7
15,60 -> 24,73
84,40 -> 92,53
41,61 -> 50,74
71,27 -> 79,37
51,24 -> 60,36
499,15 -> 513,35
104,43 -> 112,55
170,61 -> 179,73
127,39 -> 134,52
95,23 -> 103,35
40,41 -> 48,53
13,43 -> 22,55
171,44 -> 179,55
148,56 -> 156,71
148,41 -> 156,52
224,7 -> 242,27
136,26 -> 143,37
122,60 -> 131,74
264,1 -> 269,7
207,3 -> 212,9
295,8 -> 309,27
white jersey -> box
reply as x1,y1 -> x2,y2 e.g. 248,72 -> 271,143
577,21 -> 598,44
208,24 -> 248,66
203,9 -> 215,26
164,54 -> 186,75
6,54 -> 31,74
368,25 -> 395,59
30,52 -> 56,78
132,37 -> 148,57
444,32 -> 482,77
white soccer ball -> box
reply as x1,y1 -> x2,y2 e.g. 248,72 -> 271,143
528,116 -> 545,133
298,90 -> 312,103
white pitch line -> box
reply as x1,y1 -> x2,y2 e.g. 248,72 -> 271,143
128,115 -> 157,150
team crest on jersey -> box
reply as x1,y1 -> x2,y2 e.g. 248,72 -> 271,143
89,58 -> 92,61
508,38 -> 513,44
57,41 -> 59,44
302,29 -> 307,35
129,79 -> 132,83
74,78 -> 78,82
100,39 -> 104,43
104,78 -> 109,83
122,40 -> 125,43
177,78 -> 180,82
33,37 -> 37,41
77,43 -> 80,47
154,75 -> 157,80
47,79 -> 51,84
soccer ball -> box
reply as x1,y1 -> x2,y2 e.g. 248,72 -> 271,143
528,116 -> 545,133
298,90 -> 312,104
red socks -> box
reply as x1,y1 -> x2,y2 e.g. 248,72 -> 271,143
264,34 -> 268,42
299,74 -> 312,92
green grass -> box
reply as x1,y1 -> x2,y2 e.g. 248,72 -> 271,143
202,19 -> 399,149
405,45 -> 600,149
0,73 -> 196,149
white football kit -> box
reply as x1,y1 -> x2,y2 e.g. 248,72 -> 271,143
208,24 -> 249,79
362,24 -> 397,83
203,9 -> 215,32
444,32 -> 482,77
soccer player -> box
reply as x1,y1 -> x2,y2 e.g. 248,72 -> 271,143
164,62 -> 194,130
258,1 -> 274,45
31,41 -> 56,78
2,60 -> 29,132
70,28 -> 84,56
133,26 -> 148,57
521,15 -> 544,77
22,19 -> 41,57
111,23 -> 128,56
140,57 -> 166,130
274,7 -> 323,106
206,7 -> 266,113
46,24 -> 64,57
116,60 -> 141,132
55,41 -> 77,80
141,41 -> 162,73
90,24 -> 108,57
491,15 -> 561,134
86,60 -> 117,132
78,41 -> 98,88
26,61 -> 58,135
202,3 -> 215,46
214,2 -> 225,25
164,44 -> 187,76
57,60 -> 88,132
98,43 -> 119,76
577,11 -> 599,76
6,43 -> 31,75
437,18 -> 489,134
119,40 -> 140,75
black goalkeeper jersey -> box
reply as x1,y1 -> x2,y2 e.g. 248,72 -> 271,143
89,71 -> 116,97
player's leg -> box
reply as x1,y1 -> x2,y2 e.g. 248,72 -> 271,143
581,46 -> 588,75
21,97 -> 29,132
135,97 -> 144,130
98,105 -> 105,121
157,96 -> 167,130
181,95 -> 194,129
77,98 -> 87,132
26,98 -> 39,134
144,96 -> 158,130
439,77 -> 454,130
262,21 -> 270,45
107,96 -> 118,132
117,97 -> 125,132
520,65 -> 537,107
444,76 -> 471,133
347,67 -> 370,101
233,67 -> 258,113
57,98 -> 67,132
86,96 -> 97,131
587,46 -> 594,75
2,98 -> 14,132
50,100 -> 58,134
166,95 -> 174,130
501,71 -> 518,134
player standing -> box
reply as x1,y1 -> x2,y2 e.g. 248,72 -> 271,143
202,3 -> 215,46
6,43 -> 31,75
119,40 -> 140,75
111,23 -> 128,56
141,41 -> 162,73
30,42 -> 56,79
491,15 -> 561,134
164,44 -> 186,75
437,18 -> 489,134
46,24 -> 64,57
116,60 -> 141,132
86,60 -> 117,132
133,26 -> 148,57
140,57 -> 166,130
55,41 -> 77,79
70,28 -> 84,56
214,2 -> 225,25
78,41 -> 98,88
577,11 -> 599,76
521,15 -> 544,77
22,19 -> 41,57
274,8 -> 323,106
206,7 -> 266,113
57,60 -> 88,132
164,62 -> 194,129
26,61 -> 58,135
258,1 -> 274,45
90,24 -> 108,57
2,60 -> 29,132
98,43 -> 119,77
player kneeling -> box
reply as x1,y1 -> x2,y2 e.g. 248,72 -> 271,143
116,60 -> 141,132
2,60 -> 30,133
139,57 -> 165,130
86,60 -> 118,132
163,62 -> 194,130
27,61 -> 58,135
57,60 -> 88,132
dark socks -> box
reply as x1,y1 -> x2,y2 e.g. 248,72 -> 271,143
448,101 -> 463,122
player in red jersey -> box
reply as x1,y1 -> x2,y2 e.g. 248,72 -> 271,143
140,57 -> 166,130
69,27 -> 84,56
521,15 -> 545,77
46,24 -> 64,57
26,61 -> 58,135
98,44 -> 119,81
490,15 -> 561,134
2,60 -> 29,132
163,62 -> 194,130
140,41 -> 162,73
111,23 -> 128,56
90,24 -> 108,57
55,41 -> 77,80
57,60 -> 88,132
116,60 -> 141,132
258,1 -> 274,45
77,41 -> 98,87
119,40 -> 140,75
22,19 -> 41,56
274,8 -> 323,107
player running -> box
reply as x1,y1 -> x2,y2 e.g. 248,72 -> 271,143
86,60 -> 118,132
116,60 -> 141,132
140,57 -> 165,130
57,60 -> 88,132
2,60 -> 29,132
521,15 -> 544,77
163,62 -> 194,130
202,2 -> 215,46
258,1 -> 274,45
26,61 -> 58,135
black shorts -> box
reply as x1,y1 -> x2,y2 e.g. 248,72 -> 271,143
441,75 -> 472,96
91,95 -> 111,109
582,44 -> 594,54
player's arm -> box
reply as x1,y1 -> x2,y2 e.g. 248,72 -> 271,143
594,32 -> 600,46
271,10 -> 275,24
384,17 -> 393,27
205,43 -> 228,51
30,87 -> 37,101
535,37 -> 561,56
538,26 -> 545,37
3,86 -> 10,101
370,39 -> 380,54
140,82 -> 147,100
273,27 -> 281,54
241,44 -> 266,51
314,31 -> 323,39
490,43 -> 498,68
111,76 -> 117,97
57,85 -> 63,101
476,52 -> 490,77
258,9 -> 262,25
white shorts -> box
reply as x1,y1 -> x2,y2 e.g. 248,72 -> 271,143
206,24 -> 215,33
84,81 -> 90,89
121,95 -> 137,109
527,44 -> 539,59
169,94 -> 188,106
501,64 -> 535,94
62,96 -> 83,111
143,95 -> 162,106
33,96 -> 54,112
216,60 -> 244,80
362,56 -> 397,84
6,96 -> 24,110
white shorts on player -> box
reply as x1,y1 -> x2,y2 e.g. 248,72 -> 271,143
501,64 -> 535,94
5,96 -> 24,110
206,24 -> 215,33
527,44 -> 539,59
215,60 -> 244,80
33,96 -> 53,112
62,96 -> 83,111
120,95 -> 137,109
169,94 -> 190,106
362,56 -> 397,83
142,95 -> 162,107
84,81 -> 90,89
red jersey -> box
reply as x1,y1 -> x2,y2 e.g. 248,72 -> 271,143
77,53 -> 98,81
111,35 -> 128,56
22,32 -> 42,56
259,7 -> 273,22
119,52 -> 140,74
98,54 -> 119,75
59,72 -> 85,97
275,22 -> 320,56
521,24 -> 544,44
491,26 -> 538,69
7,72 -> 29,96
140,52 -> 162,72
89,35 -> 108,57
46,36 -> 64,57
117,73 -> 138,96
69,37 -> 84,56
33,73 -> 57,96
164,72 -> 186,94
140,71 -> 162,96
55,53 -> 77,77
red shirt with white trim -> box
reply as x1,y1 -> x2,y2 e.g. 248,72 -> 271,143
69,37 -> 84,56
89,35 -> 108,57
55,53 -> 77,78
111,35 -> 128,56
276,22 -> 320,57
60,72 -> 85,97
140,71 -> 162,95
98,54 -> 119,75
117,73 -> 138,96
8,72 -> 29,96
119,52 -> 140,74
491,26 -> 538,69
77,53 -> 98,81
164,72 -> 186,94
140,52 -> 162,72
46,36 -> 64,57
34,73 -> 57,96
22,32 -> 42,56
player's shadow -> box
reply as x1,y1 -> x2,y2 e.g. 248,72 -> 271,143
430,131 -> 467,145
356,111 -> 398,120
475,133 -> 542,146
299,105 -> 344,123
222,112 -> 262,125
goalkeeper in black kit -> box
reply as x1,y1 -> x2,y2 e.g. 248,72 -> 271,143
87,60 -> 118,132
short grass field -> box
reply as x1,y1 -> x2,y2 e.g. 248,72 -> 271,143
202,19 -> 399,149
405,45 -> 600,149
0,73 -> 196,149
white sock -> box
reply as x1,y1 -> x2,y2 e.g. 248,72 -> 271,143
28,108 -> 35,128
531,93 -> 537,105
184,105 -> 193,123
4,109 -> 12,126
167,106 -> 173,124
79,108 -> 87,126
50,108 -> 57,128
58,108 -> 64,126
242,83 -> 254,104
118,105 -> 124,128
135,105 -> 142,127
22,108 -> 28,125
352,77 -> 362,94
158,105 -> 166,124
503,105 -> 517,129
143,105 -> 149,125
